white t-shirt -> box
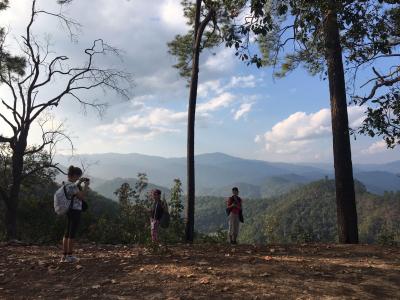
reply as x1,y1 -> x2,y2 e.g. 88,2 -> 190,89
64,182 -> 82,211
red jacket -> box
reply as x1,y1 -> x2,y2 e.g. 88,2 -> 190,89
227,196 -> 242,215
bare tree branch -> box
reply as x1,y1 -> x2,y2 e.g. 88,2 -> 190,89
0,135 -> 12,143
0,0 -> 132,238
356,66 -> 400,105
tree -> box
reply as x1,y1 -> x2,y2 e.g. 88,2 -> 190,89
168,178 -> 185,240
0,0 -> 131,239
169,178 -> 184,220
115,182 -> 133,211
168,0 -> 213,242
114,173 -> 150,243
323,1 -> 359,244
212,0 -> 396,243
168,0 -> 246,242
355,89 -> 400,148
0,0 -> 25,76
175,0 -> 398,243
350,4 -> 400,148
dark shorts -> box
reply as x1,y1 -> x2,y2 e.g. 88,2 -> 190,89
64,209 -> 81,239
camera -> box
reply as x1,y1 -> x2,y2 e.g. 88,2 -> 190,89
80,177 -> 90,183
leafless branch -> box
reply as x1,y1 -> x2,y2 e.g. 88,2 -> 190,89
356,66 -> 400,105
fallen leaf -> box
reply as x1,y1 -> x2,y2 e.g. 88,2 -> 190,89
199,278 -> 210,284
91,284 -> 101,289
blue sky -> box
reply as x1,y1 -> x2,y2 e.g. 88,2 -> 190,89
0,0 -> 399,164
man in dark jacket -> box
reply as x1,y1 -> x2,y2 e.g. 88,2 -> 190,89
226,187 -> 243,244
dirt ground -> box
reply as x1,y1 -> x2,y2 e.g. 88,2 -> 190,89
0,242 -> 399,299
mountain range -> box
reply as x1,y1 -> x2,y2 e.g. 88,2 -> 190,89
55,152 -> 400,199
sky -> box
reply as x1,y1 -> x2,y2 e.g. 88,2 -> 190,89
0,0 -> 399,164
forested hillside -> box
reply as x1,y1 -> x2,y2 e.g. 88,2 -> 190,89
1,176 -> 398,246
195,180 -> 400,245
1,177 -> 398,245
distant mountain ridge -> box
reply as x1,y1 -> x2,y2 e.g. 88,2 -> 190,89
55,152 -> 400,198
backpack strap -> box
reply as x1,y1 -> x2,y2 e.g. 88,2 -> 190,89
63,183 -> 74,210
153,201 -> 158,219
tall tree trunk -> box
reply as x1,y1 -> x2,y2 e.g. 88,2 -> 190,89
185,2 -> 213,242
185,0 -> 202,243
5,133 -> 28,240
5,200 -> 17,240
324,7 -> 359,244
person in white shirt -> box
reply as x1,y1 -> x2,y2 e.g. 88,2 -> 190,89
60,165 -> 90,263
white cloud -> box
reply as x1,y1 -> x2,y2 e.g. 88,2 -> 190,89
233,102 -> 254,120
95,92 -> 236,141
96,106 -> 186,141
348,106 -> 366,128
159,0 -> 188,32
362,140 -> 388,154
204,48 -> 236,73
258,106 -> 366,155
197,80 -> 223,98
228,75 -> 257,89
198,75 -> 259,99
197,92 -> 235,113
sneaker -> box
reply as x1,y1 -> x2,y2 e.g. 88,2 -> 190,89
66,255 -> 78,263
60,256 -> 68,263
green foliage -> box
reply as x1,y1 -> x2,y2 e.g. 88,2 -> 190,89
113,173 -> 151,244
195,227 -> 227,244
0,169 -> 188,245
228,1 -> 399,147
1,161 -> 398,246
356,88 -> 400,148
110,175 -> 186,244
160,178 -> 185,243
195,195 -> 228,233
377,225 -> 398,246
263,180 -> 339,243
194,179 -> 400,245
0,180 -> 119,243
0,144 -> 57,203
0,0 -> 26,77
227,1 -> 398,74
168,0 -> 247,79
